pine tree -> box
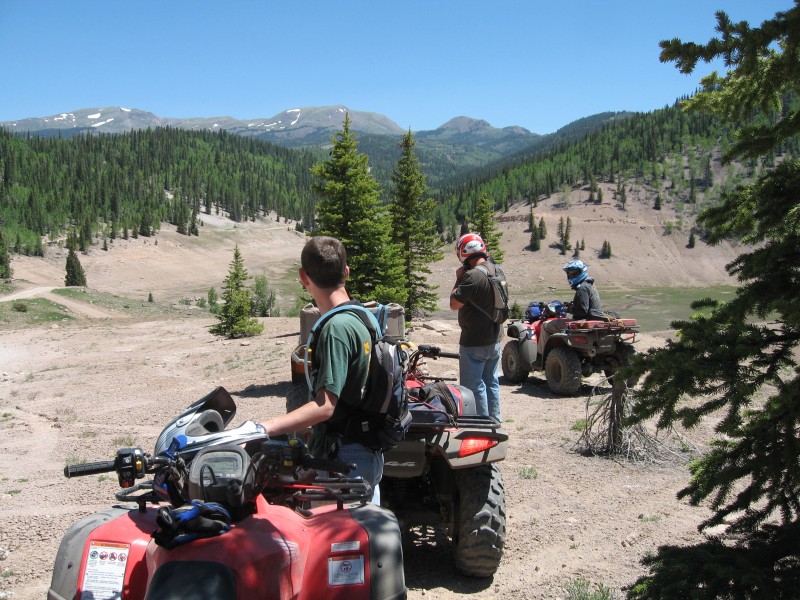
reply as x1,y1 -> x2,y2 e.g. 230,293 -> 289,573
64,248 -> 87,286
210,245 -> 263,338
311,113 -> 407,304
0,232 -> 12,280
627,6 -> 800,597
538,217 -> 547,240
687,232 -> 696,248
469,194 -> 504,262
388,130 -> 443,317
529,228 -> 541,251
653,194 -> 662,210
189,209 -> 199,236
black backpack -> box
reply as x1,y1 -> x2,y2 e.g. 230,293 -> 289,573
474,262 -> 509,324
305,303 -> 411,452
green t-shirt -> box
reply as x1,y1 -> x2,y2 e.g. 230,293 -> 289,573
307,310 -> 371,457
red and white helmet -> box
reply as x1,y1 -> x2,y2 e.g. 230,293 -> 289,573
456,233 -> 488,264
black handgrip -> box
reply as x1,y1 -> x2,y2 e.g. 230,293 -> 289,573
65,460 -> 117,478
417,345 -> 459,360
301,456 -> 356,474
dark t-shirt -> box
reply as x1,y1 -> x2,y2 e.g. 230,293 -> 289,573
453,263 -> 503,347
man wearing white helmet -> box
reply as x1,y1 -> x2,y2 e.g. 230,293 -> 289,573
449,233 -> 503,421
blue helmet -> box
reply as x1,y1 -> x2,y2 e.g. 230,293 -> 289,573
563,259 -> 588,288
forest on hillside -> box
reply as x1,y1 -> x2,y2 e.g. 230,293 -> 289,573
431,98 -> 800,240
1,97 -> 797,258
0,127 -> 319,255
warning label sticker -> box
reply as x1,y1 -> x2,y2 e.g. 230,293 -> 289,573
331,540 -> 360,553
80,541 -> 129,600
328,555 -> 365,586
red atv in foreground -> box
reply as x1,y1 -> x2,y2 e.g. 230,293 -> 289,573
49,387 -> 406,600
502,301 -> 639,395
382,344 -> 508,578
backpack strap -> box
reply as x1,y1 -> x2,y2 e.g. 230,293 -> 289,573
304,303 -> 382,393
471,263 -> 498,321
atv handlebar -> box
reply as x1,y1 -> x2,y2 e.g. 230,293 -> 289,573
415,344 -> 460,360
64,460 -> 117,478
64,447 -> 177,491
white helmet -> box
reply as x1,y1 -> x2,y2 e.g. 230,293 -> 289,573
455,233 -> 488,264
154,387 -> 265,460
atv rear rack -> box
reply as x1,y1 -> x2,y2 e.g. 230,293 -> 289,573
407,414 -> 505,434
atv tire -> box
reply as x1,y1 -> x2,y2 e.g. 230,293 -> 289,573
501,340 -> 529,384
453,463 -> 506,577
545,347 -> 582,395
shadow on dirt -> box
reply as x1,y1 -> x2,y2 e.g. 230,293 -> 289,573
502,375 -> 611,401
402,526 -> 494,594
232,381 -> 293,398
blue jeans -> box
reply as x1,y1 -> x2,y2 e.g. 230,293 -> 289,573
337,441 -> 384,504
459,342 -> 502,421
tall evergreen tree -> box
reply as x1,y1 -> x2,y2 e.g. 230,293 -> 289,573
627,5 -> 800,597
64,248 -> 86,287
529,228 -> 541,251
0,232 -> 12,280
311,114 -> 407,304
538,217 -> 547,240
388,130 -> 443,317
210,245 -> 263,338
469,194 -> 504,262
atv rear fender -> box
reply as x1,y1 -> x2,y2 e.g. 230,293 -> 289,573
384,417 -> 507,478
506,321 -> 538,367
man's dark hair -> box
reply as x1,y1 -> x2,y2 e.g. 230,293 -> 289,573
301,236 -> 348,288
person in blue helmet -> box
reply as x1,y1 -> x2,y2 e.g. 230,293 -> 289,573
538,259 -> 605,352
562,259 -> 605,320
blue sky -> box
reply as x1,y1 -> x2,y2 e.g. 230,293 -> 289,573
0,1 -> 789,134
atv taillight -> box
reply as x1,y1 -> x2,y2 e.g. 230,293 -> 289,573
459,437 -> 498,457
572,335 -> 589,344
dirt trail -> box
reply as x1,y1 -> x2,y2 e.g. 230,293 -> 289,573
0,285 -> 124,319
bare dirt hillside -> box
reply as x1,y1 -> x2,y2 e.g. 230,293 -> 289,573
0,195 -> 739,599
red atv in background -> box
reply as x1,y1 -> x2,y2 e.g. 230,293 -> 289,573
502,301 -> 639,395
49,387 -> 407,600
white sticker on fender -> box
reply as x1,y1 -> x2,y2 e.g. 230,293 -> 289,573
80,541 -> 130,600
331,541 -> 360,553
328,555 -> 365,586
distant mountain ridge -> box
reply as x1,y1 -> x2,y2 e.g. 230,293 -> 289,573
1,105 -> 631,188
0,104 -> 533,142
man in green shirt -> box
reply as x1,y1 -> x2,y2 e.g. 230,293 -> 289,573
259,236 -> 383,502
